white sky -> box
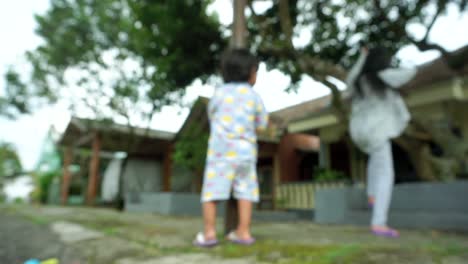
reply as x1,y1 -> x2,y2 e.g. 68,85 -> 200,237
0,0 -> 467,171
2,175 -> 34,202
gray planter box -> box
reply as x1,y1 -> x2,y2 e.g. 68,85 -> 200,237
125,192 -> 225,216
126,192 -> 316,222
315,180 -> 468,230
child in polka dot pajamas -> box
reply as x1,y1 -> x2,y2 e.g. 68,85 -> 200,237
193,49 -> 268,247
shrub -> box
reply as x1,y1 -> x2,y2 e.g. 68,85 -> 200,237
37,170 -> 60,203
314,168 -> 347,182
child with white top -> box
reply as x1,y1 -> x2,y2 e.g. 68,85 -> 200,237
347,47 -> 417,237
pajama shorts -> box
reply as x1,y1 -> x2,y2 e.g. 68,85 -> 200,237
201,160 -> 259,203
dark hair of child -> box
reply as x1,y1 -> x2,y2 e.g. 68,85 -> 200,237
354,47 -> 392,98
221,48 -> 259,83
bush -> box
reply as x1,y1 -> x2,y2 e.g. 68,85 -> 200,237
314,168 -> 347,182
37,170 -> 60,203
13,197 -> 25,204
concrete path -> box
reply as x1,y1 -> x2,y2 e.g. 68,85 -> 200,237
2,205 -> 468,264
0,212 -> 83,264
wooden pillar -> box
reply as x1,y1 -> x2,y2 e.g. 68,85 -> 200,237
272,152 -> 281,210
350,144 -> 358,182
457,104 -> 468,175
61,147 -> 73,205
163,144 -> 173,192
319,142 -> 330,169
86,132 -> 101,206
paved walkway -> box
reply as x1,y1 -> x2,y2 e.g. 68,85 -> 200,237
2,205 -> 468,263
0,212 -> 83,264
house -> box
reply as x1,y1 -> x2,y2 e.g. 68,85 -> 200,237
56,95 -> 323,212
270,97 -> 343,211
163,96 -> 320,211
58,117 -> 175,206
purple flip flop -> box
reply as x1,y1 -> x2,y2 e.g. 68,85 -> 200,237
371,228 -> 400,238
226,231 -> 256,245
193,232 -> 219,248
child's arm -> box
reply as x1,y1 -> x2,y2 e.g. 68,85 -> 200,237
207,90 -> 221,120
254,94 -> 269,133
346,49 -> 368,94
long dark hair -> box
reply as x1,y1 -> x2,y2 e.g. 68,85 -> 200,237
354,47 -> 392,98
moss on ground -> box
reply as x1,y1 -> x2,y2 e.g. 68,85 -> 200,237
422,242 -> 468,263
211,241 -> 468,264
214,242 -> 364,264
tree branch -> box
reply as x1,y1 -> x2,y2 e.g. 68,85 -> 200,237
372,0 -> 387,21
409,37 -> 448,53
246,1 -> 275,32
407,2 -> 448,55
297,54 -> 347,81
422,6 -> 443,42
406,35 -> 468,72
321,78 -> 348,121
278,0 -> 294,48
404,3 -> 468,70
257,45 -> 347,81
247,0 -> 257,18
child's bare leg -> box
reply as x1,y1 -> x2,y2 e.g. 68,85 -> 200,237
236,199 -> 253,240
203,201 -> 217,240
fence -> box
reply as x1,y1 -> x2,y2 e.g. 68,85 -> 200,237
275,181 -> 348,210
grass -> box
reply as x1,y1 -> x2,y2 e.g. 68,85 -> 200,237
4,205 -> 51,226
214,241 -> 364,264
212,241 -> 468,264
422,242 -> 468,263
27,214 -> 50,225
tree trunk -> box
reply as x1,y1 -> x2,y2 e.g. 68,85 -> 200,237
86,132 -> 101,206
231,0 -> 247,48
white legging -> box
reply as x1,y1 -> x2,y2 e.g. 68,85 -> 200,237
367,141 -> 394,226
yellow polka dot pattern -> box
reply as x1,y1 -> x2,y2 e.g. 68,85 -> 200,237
238,87 -> 249,94
222,116 -> 232,123
225,96 -> 234,103
207,149 -> 214,156
207,171 -> 216,179
236,126 -> 245,133
252,189 -> 259,197
204,192 -> 213,200
226,151 -> 237,158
